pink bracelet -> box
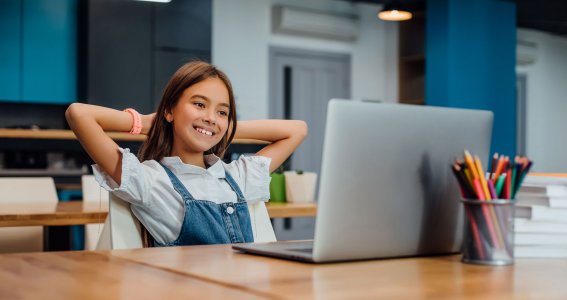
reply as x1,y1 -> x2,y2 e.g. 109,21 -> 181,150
124,108 -> 142,135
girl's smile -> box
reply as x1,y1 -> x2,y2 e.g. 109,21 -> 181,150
194,126 -> 215,136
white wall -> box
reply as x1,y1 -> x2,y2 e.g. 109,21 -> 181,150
212,0 -> 398,120
517,29 -> 567,172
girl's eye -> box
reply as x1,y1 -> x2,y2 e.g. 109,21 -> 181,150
194,102 -> 205,108
218,111 -> 228,117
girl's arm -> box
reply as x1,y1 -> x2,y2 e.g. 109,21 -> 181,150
65,103 -> 154,185
234,120 -> 308,173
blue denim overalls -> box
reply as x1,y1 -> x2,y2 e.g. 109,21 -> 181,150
155,163 -> 254,247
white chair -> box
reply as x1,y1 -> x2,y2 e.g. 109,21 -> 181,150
96,193 -> 276,250
95,193 -> 143,250
81,175 -> 109,250
0,177 -> 58,253
248,202 -> 276,243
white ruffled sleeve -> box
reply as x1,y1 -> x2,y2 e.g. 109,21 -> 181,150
226,155 -> 272,203
91,147 -> 158,207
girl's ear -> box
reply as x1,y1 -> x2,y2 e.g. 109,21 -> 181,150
164,111 -> 173,123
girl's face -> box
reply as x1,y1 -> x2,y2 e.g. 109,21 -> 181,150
166,77 -> 231,155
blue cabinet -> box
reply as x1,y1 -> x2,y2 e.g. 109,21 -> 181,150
0,1 -> 22,102
0,0 -> 76,104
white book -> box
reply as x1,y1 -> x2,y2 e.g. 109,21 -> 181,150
515,205 -> 567,222
514,245 -> 567,258
515,218 -> 567,233
515,233 -> 567,246
523,175 -> 567,186
520,185 -> 567,197
516,194 -> 567,208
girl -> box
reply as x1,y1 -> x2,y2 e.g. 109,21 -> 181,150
66,61 -> 307,247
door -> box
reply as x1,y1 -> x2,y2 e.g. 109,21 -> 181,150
270,47 -> 351,176
269,47 -> 351,241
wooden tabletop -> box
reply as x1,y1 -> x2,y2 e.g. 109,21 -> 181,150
0,251 -> 264,299
109,244 -> 567,299
0,201 -> 317,227
1,244 -> 566,298
0,128 -> 267,144
0,201 -> 108,227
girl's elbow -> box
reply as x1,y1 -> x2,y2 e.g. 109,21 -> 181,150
65,103 -> 84,123
295,120 -> 308,139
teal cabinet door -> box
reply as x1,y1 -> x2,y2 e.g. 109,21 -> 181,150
0,1 -> 22,102
22,0 -> 77,104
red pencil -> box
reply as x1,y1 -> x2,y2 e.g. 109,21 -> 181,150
466,208 -> 485,260
474,179 -> 501,249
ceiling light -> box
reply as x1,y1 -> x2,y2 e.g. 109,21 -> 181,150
378,2 -> 412,21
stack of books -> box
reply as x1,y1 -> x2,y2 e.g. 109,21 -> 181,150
514,174 -> 567,258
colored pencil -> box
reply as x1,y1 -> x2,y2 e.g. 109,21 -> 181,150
489,153 -> 499,175
466,208 -> 485,260
474,155 -> 491,200
495,173 -> 506,198
512,160 -> 533,199
492,155 -> 505,180
464,150 -> 480,180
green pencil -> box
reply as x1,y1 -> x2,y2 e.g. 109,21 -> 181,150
495,173 -> 506,198
511,161 -> 518,199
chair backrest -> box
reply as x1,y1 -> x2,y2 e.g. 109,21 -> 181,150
96,193 -> 143,250
82,175 -> 109,202
248,202 -> 277,243
0,177 -> 58,253
96,194 -> 276,250
81,175 -> 109,250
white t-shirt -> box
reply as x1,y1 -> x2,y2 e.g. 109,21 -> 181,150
92,147 -> 272,245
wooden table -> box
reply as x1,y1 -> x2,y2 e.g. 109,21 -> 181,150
0,201 -> 108,227
1,244 -> 566,299
111,244 -> 567,299
0,251 -> 262,299
0,201 -> 317,227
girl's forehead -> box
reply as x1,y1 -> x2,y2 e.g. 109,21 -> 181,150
182,78 -> 230,105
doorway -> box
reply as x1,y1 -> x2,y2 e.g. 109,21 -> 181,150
269,47 -> 351,176
269,47 -> 351,240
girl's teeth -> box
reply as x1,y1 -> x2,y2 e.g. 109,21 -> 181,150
197,128 -> 213,136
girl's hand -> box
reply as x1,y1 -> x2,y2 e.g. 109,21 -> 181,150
235,120 -> 308,173
141,113 -> 156,135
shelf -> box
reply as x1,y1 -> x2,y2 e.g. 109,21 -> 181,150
0,169 -> 88,177
0,129 -> 268,144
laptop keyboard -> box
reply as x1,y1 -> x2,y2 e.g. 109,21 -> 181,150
288,248 -> 313,253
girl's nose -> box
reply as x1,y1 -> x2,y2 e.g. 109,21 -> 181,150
203,109 -> 217,125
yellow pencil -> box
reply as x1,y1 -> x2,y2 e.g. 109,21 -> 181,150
474,155 -> 491,200
464,150 -> 479,181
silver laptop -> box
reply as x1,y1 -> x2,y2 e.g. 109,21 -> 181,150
233,99 -> 493,263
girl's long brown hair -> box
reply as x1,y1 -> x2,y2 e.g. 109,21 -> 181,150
136,61 -> 237,247
138,61 -> 237,162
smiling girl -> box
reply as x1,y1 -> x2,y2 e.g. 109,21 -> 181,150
66,61 -> 307,247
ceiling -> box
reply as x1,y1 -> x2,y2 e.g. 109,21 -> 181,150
343,0 -> 567,37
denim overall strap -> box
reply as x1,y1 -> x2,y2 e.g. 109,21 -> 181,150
159,163 -> 195,201
223,171 -> 246,203
157,162 -> 254,246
